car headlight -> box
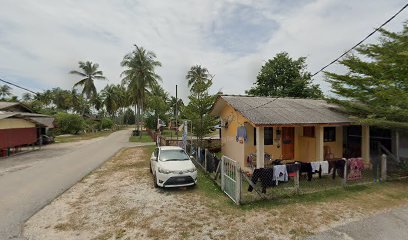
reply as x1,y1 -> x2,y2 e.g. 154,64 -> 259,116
158,167 -> 172,174
184,168 -> 197,173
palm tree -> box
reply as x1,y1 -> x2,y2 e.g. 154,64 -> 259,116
169,96 -> 184,117
121,45 -> 162,135
101,84 -> 119,119
70,61 -> 105,114
22,93 -> 33,102
0,84 -> 12,100
186,65 -> 213,94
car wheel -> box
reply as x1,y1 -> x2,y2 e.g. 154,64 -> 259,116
153,174 -> 159,188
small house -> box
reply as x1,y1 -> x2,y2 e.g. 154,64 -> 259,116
210,95 -> 406,170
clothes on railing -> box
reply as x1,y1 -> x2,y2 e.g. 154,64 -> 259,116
299,162 -> 313,181
310,161 -> 329,175
248,168 -> 275,193
328,159 -> 346,179
347,157 -> 364,181
273,165 -> 288,185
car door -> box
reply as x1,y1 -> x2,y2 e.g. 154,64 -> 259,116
150,148 -> 159,175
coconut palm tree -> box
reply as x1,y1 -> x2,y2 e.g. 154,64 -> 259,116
186,65 -> 213,94
120,45 -> 162,134
0,84 -> 12,100
22,93 -> 33,102
70,61 -> 105,114
101,84 -> 120,119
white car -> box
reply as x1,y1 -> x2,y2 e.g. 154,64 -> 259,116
150,146 -> 197,188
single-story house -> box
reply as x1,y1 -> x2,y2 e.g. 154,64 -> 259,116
0,101 -> 54,135
0,112 -> 46,156
210,95 -> 407,170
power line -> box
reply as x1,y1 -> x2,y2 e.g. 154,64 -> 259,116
312,2 -> 408,77
0,77 -> 38,95
248,3 -> 408,111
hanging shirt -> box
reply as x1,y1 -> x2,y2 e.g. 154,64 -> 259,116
273,165 -> 288,185
236,126 -> 248,143
310,162 -> 321,172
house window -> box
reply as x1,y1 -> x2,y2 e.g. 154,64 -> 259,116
303,126 -> 315,138
324,127 -> 336,142
264,127 -> 273,145
253,127 -> 274,145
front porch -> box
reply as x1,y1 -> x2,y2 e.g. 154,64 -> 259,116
242,125 -> 371,170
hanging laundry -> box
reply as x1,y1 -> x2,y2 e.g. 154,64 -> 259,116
248,168 -> 275,193
236,126 -> 248,143
273,165 -> 288,185
320,161 -> 329,175
310,162 -> 321,172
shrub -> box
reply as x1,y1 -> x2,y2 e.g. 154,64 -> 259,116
100,118 -> 114,130
54,112 -> 85,134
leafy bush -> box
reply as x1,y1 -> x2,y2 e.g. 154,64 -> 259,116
85,119 -> 99,132
100,118 -> 114,129
54,112 -> 85,134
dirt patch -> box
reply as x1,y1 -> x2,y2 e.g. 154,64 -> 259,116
23,147 -> 408,240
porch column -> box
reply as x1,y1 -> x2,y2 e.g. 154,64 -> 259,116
256,127 -> 264,168
362,125 -> 370,162
315,126 -> 324,161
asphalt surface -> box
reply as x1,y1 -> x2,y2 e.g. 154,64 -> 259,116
307,206 -> 408,240
0,130 -> 153,239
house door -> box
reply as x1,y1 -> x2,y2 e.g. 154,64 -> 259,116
282,127 -> 295,160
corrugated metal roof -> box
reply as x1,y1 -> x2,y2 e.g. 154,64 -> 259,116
212,95 -> 354,126
0,112 -> 49,127
0,102 -> 19,109
30,117 -> 54,128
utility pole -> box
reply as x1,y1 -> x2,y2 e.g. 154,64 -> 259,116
175,85 -> 178,141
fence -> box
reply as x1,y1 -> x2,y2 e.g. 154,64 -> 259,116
180,141 -> 402,205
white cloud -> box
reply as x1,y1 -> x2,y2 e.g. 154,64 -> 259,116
0,0 -> 407,99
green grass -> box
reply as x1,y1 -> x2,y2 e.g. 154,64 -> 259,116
129,134 -> 154,143
55,131 -> 113,143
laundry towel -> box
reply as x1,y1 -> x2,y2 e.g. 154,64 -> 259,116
320,161 -> 329,174
310,162 -> 321,172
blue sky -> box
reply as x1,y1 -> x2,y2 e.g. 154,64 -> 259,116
0,0 -> 407,100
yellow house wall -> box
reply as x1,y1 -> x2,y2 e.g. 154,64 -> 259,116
297,126 -> 344,162
220,104 -> 246,166
323,126 -> 343,159
0,118 -> 35,130
244,125 -> 282,166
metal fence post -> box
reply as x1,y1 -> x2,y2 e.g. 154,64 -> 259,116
204,149 -> 208,172
381,154 -> 387,182
343,159 -> 348,186
221,156 -> 225,191
295,168 -> 300,194
235,164 -> 241,205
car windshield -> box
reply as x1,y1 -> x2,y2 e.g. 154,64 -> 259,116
159,149 -> 189,161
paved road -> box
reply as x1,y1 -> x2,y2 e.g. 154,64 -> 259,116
308,206 -> 408,240
0,130 -> 153,239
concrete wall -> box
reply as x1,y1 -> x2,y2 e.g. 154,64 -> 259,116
0,118 -> 35,129
220,104 -> 246,166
